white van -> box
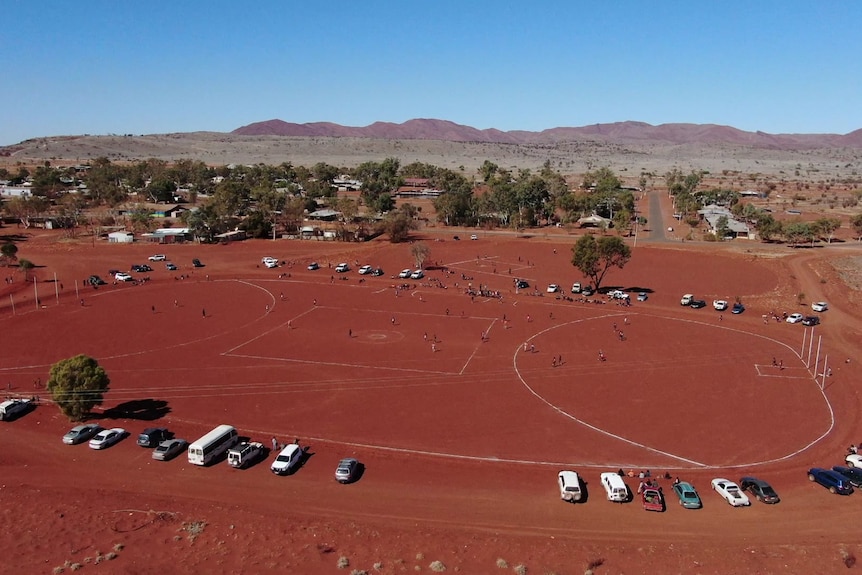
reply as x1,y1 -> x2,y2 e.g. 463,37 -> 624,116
558,470 -> 582,502
600,472 -> 629,502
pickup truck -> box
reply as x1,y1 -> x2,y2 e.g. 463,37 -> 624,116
0,398 -> 33,421
641,485 -> 665,512
227,441 -> 266,469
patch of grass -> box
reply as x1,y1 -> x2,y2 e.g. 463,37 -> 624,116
113,543 -> 125,552
106,552 -> 118,561
841,549 -> 856,568
181,520 -> 207,543
52,567 -> 64,575
514,565 -> 527,575
373,562 -> 383,571
496,558 -> 509,568
350,570 -> 368,575
69,564 -> 82,572
430,560 -> 447,572
416,552 -> 425,561
337,556 -> 350,569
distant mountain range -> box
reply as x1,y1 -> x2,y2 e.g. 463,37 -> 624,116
232,118 -> 862,150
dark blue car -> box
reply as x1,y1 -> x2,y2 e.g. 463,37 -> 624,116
808,468 -> 853,495
832,466 -> 862,488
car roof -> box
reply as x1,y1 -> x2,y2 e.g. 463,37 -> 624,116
279,444 -> 301,455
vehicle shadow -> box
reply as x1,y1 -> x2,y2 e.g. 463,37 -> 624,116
577,478 -> 590,504
101,399 -> 171,421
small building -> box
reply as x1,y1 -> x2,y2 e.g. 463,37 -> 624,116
577,214 -> 612,228
108,231 -> 134,243
141,227 -> 192,244
307,209 -> 341,221
214,229 -> 247,243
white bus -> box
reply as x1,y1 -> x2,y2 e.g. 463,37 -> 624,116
187,424 -> 238,466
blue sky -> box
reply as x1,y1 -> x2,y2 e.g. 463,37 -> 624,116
2,1 -> 860,145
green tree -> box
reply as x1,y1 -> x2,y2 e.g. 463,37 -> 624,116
47,355 -> 110,421
410,242 -> 431,269
0,242 -> 18,265
851,213 -> 862,241
571,234 -> 632,291
18,259 -> 34,281
376,211 -> 416,243
815,217 -> 840,243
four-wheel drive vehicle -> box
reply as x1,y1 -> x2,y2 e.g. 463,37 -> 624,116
63,423 -> 103,445
0,398 -> 33,421
571,282 -> 581,294
811,301 -> 828,312
807,467 -> 853,495
307,262 -> 320,271
581,286 -> 594,296
731,302 -> 745,314
713,300 -> 728,311
398,269 -> 412,278
558,470 -> 582,502
192,258 -> 204,268
637,292 -> 648,301
131,264 -> 153,273
739,476 -> 780,504
335,458 -> 360,483
228,441 -> 266,469
115,272 -> 133,282
148,254 -> 166,261
358,265 -> 373,275
689,299 -> 707,309
832,466 -> 862,488
137,427 -> 169,447
515,280 -> 529,289
87,275 -> 106,286
261,257 -> 279,269
680,294 -> 694,306
600,472 -> 629,502
786,313 -> 804,324
410,269 -> 424,279
801,316 -> 820,326
335,263 -> 350,273
271,443 -> 304,475
166,262 -> 178,271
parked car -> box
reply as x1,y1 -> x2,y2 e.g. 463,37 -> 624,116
516,280 -> 529,289
335,458 -> 360,483
115,272 -> 133,282
137,427 -> 169,448
399,269 -> 412,278
307,262 -> 320,271
581,286 -> 594,296
0,398 -> 33,421
710,478 -> 751,506
846,453 -> 862,468
608,290 -> 629,300
637,292 -> 648,301
689,299 -> 707,309
680,294 -> 694,306
131,264 -> 153,272
807,467 -> 853,494
371,268 -> 384,276
358,265 -> 373,275
558,470 -> 582,502
89,427 -> 126,450
470,234 -> 478,240
152,438 -> 188,461
63,423 -> 103,445
731,302 -> 745,314
713,300 -> 728,311
832,466 -> 862,488
641,486 -> 664,512
262,257 -> 279,269
271,443 -> 304,475
571,282 -> 581,294
335,263 -> 350,273
671,481 -> 702,509
547,284 -> 560,293
166,262 -> 178,271
410,269 -> 424,279
600,472 -> 629,502
739,476 -> 780,504
192,258 -> 204,268
87,275 -> 106,286
228,441 -> 267,469
802,316 -> 820,326
786,313 -> 804,324
148,254 -> 166,261
811,301 -> 828,312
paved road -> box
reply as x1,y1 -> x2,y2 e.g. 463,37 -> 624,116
646,190 -> 670,243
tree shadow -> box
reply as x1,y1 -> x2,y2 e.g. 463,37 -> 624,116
101,398 -> 171,421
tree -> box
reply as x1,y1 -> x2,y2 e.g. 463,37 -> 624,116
0,242 -> 18,265
376,211 -> 416,243
815,217 -> 840,243
410,242 -> 431,269
851,213 -> 862,241
46,355 -> 111,421
571,234 -> 632,291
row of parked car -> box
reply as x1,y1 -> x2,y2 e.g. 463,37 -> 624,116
559,456 -> 862,511
59,422 -> 362,484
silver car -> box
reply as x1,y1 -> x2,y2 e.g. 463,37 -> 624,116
152,439 -> 188,461
63,423 -> 102,445
335,458 -> 360,483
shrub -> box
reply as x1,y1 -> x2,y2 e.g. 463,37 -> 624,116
337,556 -> 350,569
514,565 -> 527,575
430,560 -> 447,572
496,558 -> 509,568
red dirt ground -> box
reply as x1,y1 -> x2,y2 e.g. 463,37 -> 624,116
2,228 -> 861,574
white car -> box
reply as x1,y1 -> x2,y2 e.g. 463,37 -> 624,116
711,478 -> 751,507
398,269 -> 412,278
115,272 -> 133,282
410,269 -> 424,279
271,443 -> 303,475
307,262 -> 319,270
558,470 -> 582,502
846,453 -> 862,467
88,427 -> 126,450
358,265 -> 373,275
547,284 -> 560,293
786,313 -> 804,324
713,300 -> 728,311
470,234 -> 478,240
608,290 -> 629,300
335,263 -> 350,273
148,254 -> 166,262
262,257 -> 279,269
811,302 -> 828,312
